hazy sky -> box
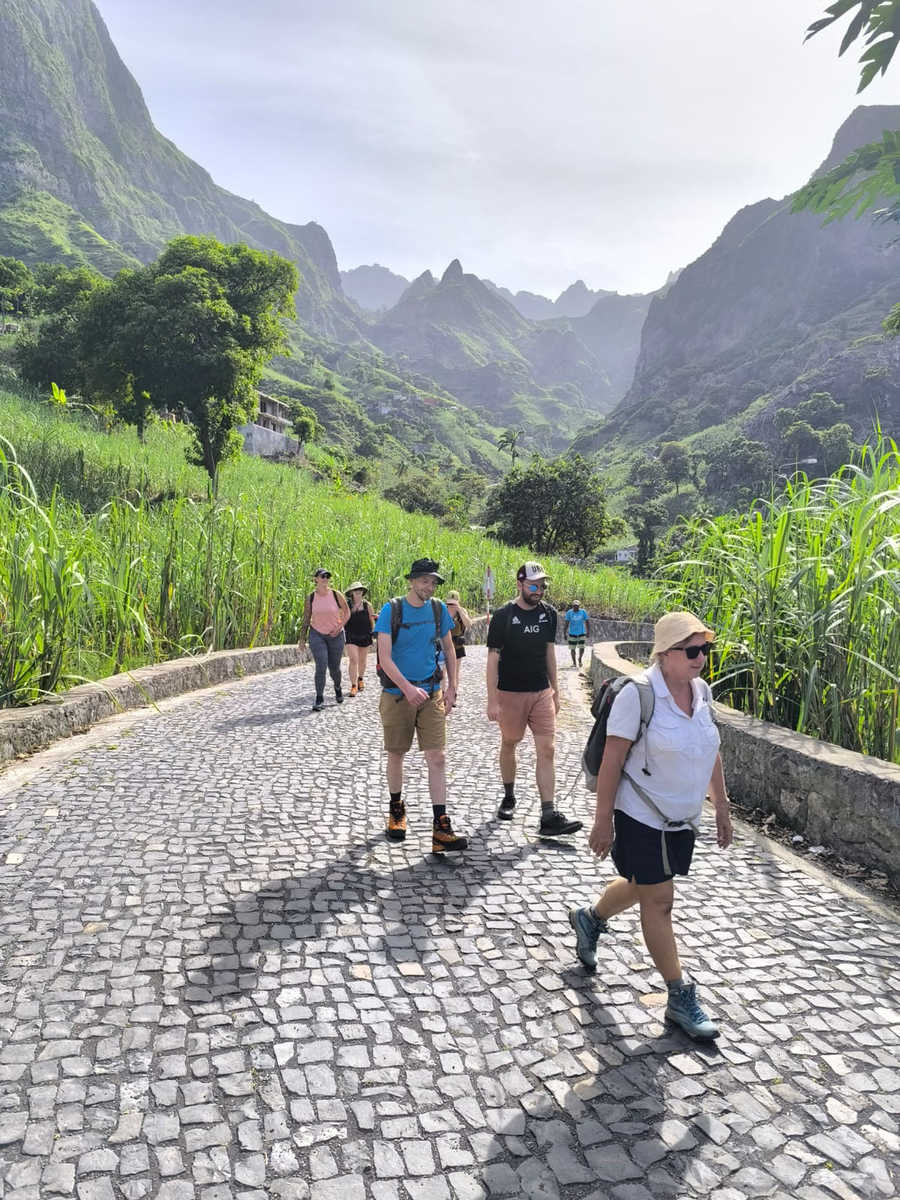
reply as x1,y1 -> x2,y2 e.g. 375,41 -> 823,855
94,0 -> 898,297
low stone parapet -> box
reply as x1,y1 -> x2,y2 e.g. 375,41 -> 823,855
0,645 -> 310,766
589,641 -> 900,889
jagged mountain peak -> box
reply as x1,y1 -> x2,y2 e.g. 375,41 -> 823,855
441,259 -> 464,284
815,104 -> 900,176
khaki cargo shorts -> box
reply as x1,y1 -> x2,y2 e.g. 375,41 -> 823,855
497,687 -> 556,743
379,688 -> 447,753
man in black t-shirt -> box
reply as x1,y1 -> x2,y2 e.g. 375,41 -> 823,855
486,562 -> 583,836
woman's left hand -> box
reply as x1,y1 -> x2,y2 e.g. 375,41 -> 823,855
715,805 -> 733,849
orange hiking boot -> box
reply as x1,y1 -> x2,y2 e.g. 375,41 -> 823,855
349,683 -> 358,697
387,801 -> 406,842
357,676 -> 365,692
432,814 -> 468,853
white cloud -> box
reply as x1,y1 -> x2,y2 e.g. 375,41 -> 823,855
94,0 -> 900,295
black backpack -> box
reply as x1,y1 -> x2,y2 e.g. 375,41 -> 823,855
582,675 -> 655,791
376,597 -> 443,688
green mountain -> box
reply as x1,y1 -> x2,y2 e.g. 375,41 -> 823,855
576,106 -> 900,457
0,0 -> 357,339
370,259 -> 616,448
0,0 -> 515,475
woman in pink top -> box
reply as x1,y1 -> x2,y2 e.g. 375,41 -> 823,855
298,568 -> 351,711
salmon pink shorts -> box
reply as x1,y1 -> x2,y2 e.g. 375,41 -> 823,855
497,688 -> 556,742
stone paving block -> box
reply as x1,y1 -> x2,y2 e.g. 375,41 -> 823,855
0,648 -> 897,1200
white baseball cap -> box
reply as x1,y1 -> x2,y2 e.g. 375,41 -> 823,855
517,561 -> 549,582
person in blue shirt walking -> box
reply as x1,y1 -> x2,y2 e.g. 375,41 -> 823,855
564,600 -> 590,667
375,558 -> 468,855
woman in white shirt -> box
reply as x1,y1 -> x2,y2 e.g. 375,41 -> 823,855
569,611 -> 733,1040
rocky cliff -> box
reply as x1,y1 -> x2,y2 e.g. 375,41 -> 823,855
0,0 -> 358,337
370,259 -> 616,444
582,105 -> 900,451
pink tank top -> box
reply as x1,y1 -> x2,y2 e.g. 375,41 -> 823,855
310,589 -> 343,636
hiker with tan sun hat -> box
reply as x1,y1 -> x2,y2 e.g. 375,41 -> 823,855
569,609 -> 734,1041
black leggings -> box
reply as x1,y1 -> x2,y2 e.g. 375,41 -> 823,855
309,629 -> 345,698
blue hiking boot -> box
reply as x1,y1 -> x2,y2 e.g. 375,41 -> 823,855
568,906 -> 607,974
665,982 -> 719,1040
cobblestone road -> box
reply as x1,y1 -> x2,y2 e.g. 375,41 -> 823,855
0,648 -> 898,1200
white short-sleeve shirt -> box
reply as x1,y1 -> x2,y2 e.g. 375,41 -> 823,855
605,663 -> 721,830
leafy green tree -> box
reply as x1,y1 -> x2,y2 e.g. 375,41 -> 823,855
631,500 -> 668,573
32,263 -> 103,314
704,436 -> 773,500
627,453 -> 667,500
482,454 -> 611,557
383,477 -> 447,518
658,441 -> 691,494
288,399 -> 320,447
0,257 -> 34,317
781,420 -> 822,461
773,406 -> 798,435
15,309 -> 90,396
688,449 -> 705,491
497,427 -> 524,468
81,237 -> 297,487
797,392 -> 843,426
819,421 -> 855,473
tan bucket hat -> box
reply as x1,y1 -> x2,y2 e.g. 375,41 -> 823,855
652,611 -> 715,657
345,581 -> 368,594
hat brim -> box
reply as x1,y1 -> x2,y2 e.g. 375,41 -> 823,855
345,582 -> 368,594
407,571 -> 445,584
653,626 -> 716,656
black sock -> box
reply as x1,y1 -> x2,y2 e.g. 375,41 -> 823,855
390,791 -> 403,810
432,804 -> 446,822
503,781 -> 515,800
541,800 -> 555,814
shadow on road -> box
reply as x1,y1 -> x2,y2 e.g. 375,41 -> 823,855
179,814 -> 717,1196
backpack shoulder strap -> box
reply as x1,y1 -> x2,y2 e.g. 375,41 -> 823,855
430,597 -> 442,639
390,597 -> 403,642
633,678 -> 655,732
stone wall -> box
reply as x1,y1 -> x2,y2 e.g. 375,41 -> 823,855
0,646 -> 311,766
239,423 -> 300,457
589,642 -> 900,888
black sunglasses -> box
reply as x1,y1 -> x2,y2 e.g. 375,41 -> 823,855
316,572 -> 332,579
677,642 -> 714,660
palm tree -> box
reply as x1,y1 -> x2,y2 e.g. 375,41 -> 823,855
497,427 -> 524,469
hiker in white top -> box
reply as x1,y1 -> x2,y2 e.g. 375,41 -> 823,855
569,611 -> 733,1041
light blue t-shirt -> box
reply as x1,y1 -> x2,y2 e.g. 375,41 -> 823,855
375,598 -> 453,694
565,608 -> 588,637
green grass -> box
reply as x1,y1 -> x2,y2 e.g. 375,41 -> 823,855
661,435 -> 900,763
0,388 -> 660,705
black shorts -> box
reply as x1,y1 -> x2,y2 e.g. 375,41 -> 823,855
611,810 -> 695,885
454,645 -> 466,660
346,634 -> 373,648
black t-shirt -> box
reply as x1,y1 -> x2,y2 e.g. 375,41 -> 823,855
487,601 -> 558,692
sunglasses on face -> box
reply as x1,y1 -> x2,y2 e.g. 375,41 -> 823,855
316,572 -> 331,580
677,642 -> 714,660
525,582 -> 547,592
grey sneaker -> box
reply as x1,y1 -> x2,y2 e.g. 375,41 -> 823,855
665,982 -> 719,1040
568,906 -> 607,973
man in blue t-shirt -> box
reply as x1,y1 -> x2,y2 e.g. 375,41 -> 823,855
564,601 -> 590,667
376,557 -> 468,855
